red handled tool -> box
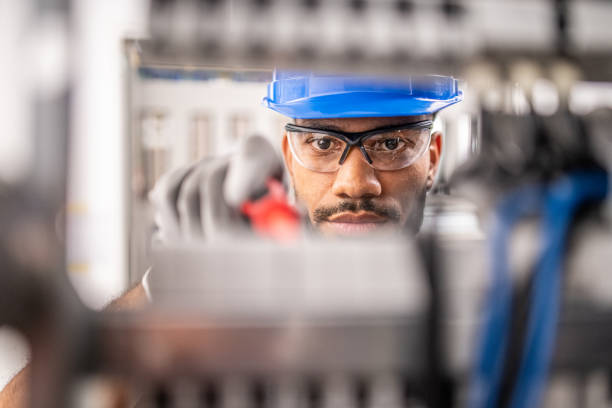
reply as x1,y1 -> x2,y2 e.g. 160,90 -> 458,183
240,178 -> 300,241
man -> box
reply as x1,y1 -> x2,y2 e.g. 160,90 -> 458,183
151,71 -> 462,240
0,71 -> 461,406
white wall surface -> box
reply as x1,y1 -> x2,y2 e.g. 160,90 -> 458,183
67,0 -> 149,309
137,77 -> 286,167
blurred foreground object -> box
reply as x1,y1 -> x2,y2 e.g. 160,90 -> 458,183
4,1 -> 612,407
149,135 -> 284,242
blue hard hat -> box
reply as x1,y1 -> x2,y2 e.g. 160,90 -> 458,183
263,70 -> 463,119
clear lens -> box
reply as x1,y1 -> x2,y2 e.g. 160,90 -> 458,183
287,131 -> 347,172
287,127 -> 431,172
362,127 -> 431,171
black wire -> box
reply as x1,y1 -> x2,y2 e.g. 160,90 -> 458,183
417,234 -> 454,408
497,273 -> 536,408
554,0 -> 571,56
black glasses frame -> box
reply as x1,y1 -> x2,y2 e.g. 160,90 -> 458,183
285,120 -> 433,165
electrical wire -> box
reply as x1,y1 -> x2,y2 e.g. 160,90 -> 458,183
510,170 -> 609,408
469,185 -> 543,408
471,170 -> 609,408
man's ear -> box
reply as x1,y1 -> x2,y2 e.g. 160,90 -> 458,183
427,131 -> 443,190
281,132 -> 294,180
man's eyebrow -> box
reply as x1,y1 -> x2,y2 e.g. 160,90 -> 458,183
300,123 -> 346,132
297,120 -> 428,133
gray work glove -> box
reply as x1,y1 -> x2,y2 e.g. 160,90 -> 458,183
149,135 -> 284,242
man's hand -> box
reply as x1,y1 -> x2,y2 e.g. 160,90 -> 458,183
150,135 -> 284,242
0,367 -> 28,408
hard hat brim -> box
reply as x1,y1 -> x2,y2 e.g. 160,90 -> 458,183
263,72 -> 463,119
264,90 -> 463,119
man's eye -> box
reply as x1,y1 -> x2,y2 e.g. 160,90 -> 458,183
309,137 -> 336,151
380,138 -> 403,151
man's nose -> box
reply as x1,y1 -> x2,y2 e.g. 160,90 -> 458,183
331,147 -> 382,199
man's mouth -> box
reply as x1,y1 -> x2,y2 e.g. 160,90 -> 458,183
322,212 -> 389,235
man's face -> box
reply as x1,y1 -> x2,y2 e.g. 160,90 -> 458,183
281,115 -> 443,236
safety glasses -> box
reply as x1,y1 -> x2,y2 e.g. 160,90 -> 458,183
285,120 -> 433,172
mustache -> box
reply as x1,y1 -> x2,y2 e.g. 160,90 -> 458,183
312,199 -> 401,223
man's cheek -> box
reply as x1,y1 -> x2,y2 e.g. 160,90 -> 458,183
398,179 -> 428,230
295,171 -> 331,204
292,178 -> 319,219
386,175 -> 427,222
293,187 -> 325,227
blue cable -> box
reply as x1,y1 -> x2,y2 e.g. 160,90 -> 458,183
510,171 -> 609,408
470,170 -> 609,408
470,185 -> 543,408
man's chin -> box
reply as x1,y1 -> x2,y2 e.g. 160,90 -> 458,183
318,221 -> 395,237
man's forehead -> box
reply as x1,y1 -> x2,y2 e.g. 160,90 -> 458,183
295,115 -> 432,133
